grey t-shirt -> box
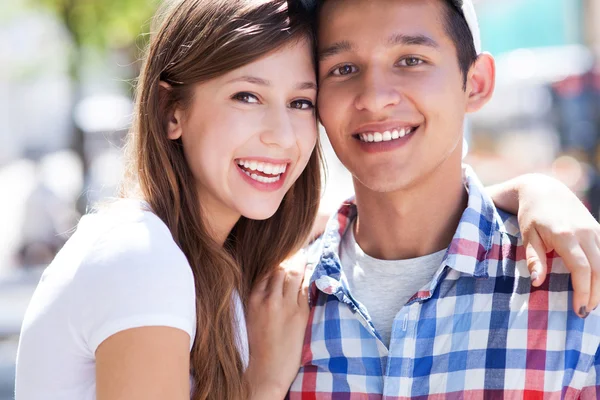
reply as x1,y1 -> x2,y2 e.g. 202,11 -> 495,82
340,222 -> 446,346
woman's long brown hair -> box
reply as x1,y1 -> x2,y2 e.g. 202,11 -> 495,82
120,0 -> 322,398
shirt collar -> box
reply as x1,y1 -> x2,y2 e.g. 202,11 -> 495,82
309,165 -> 511,302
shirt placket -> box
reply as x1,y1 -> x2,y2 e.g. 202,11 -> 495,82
328,270 -> 390,374
383,300 -> 421,399
314,248 -> 390,386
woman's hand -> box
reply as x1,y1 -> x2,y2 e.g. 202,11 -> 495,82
488,173 -> 600,317
245,251 -> 311,399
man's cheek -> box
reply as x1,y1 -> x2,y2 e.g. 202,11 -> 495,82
317,100 -> 338,132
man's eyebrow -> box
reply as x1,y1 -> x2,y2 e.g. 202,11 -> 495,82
227,76 -> 271,85
318,40 -> 353,62
387,33 -> 440,49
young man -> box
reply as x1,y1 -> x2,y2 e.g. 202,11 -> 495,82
290,0 -> 600,397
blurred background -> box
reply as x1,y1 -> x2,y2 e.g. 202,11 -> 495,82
1,0 -> 600,397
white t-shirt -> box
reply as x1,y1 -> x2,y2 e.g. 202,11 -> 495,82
340,222 -> 446,346
15,199 -> 249,400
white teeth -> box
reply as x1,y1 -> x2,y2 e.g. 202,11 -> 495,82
236,159 -> 288,184
243,169 -> 281,183
356,126 -> 418,143
236,160 -> 287,174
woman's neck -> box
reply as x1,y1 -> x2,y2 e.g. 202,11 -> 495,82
197,192 -> 241,246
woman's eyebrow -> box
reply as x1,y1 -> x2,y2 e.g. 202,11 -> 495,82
227,75 -> 271,86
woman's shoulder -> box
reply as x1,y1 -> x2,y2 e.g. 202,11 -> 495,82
22,199 -> 197,355
62,199 -> 196,352
69,199 -> 192,285
42,198 -> 194,303
82,199 -> 185,259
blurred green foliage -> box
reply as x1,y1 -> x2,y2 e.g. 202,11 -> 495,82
30,0 -> 158,50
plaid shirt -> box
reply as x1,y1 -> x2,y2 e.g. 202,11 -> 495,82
289,166 -> 600,399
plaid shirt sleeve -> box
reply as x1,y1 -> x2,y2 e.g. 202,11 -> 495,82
581,347 -> 600,399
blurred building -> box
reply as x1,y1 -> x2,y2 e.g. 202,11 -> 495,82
467,0 -> 600,217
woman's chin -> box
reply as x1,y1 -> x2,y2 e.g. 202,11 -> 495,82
239,204 -> 280,221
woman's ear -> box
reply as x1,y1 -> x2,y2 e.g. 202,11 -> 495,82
159,81 -> 183,140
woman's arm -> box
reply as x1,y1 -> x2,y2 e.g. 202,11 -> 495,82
96,327 -> 191,400
487,173 -> 600,317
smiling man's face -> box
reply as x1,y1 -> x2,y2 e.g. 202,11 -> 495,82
317,0 -> 477,193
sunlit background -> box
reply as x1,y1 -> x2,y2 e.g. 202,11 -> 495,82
1,0 -> 599,397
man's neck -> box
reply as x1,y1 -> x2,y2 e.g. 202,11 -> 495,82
353,154 -> 467,261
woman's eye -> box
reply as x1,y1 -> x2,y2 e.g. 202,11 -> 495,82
232,92 -> 259,104
399,57 -> 424,67
331,64 -> 358,76
290,99 -> 315,110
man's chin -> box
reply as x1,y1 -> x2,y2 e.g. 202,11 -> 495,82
352,168 -> 419,194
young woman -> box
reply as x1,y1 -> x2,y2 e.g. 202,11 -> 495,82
14,0 -> 600,399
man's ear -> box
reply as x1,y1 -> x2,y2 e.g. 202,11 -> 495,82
159,81 -> 183,140
465,53 -> 495,114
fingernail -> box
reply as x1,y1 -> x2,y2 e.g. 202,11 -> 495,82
579,306 -> 590,318
530,270 -> 539,282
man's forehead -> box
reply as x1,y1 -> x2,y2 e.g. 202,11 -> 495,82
317,0 -> 446,29
316,0 -> 447,46
315,0 -> 481,54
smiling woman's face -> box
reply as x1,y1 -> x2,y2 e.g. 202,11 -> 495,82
169,38 -> 318,223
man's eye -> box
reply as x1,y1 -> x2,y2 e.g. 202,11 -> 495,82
331,64 -> 358,76
232,92 -> 259,103
398,57 -> 424,67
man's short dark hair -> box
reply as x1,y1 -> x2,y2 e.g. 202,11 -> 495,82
311,0 -> 479,90
443,0 -> 478,90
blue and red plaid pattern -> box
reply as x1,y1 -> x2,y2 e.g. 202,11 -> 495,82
289,166 -> 600,399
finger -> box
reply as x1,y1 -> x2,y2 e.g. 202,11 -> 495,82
283,268 -> 304,305
268,267 -> 286,298
248,279 -> 268,310
581,236 -> 600,312
554,239 -> 592,317
298,262 -> 315,309
524,228 -> 547,287
282,250 -> 308,302
281,249 -> 308,273
253,274 -> 270,294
